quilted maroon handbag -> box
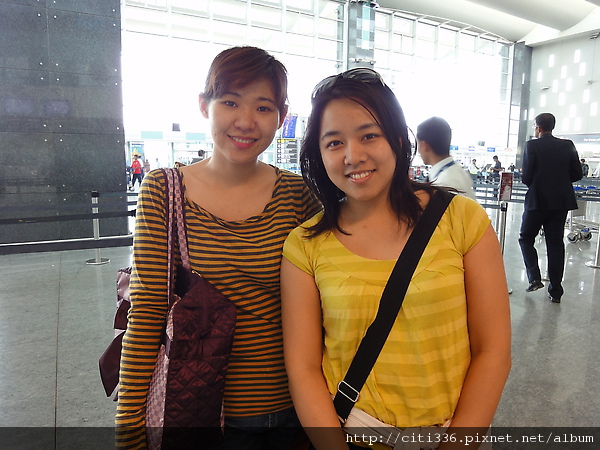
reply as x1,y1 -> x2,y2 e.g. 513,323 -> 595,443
99,168 -> 237,449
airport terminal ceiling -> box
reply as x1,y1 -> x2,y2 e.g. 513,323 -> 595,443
377,0 -> 600,44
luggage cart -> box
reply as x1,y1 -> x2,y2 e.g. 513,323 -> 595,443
567,185 -> 599,243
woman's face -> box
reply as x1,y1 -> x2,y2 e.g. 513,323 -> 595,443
318,98 -> 396,206
200,78 -> 286,166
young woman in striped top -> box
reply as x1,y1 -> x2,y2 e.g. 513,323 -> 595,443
281,69 -> 511,449
116,46 -> 321,449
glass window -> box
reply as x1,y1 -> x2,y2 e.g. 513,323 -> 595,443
287,0 -> 313,13
390,52 -> 413,72
375,11 -> 390,31
171,0 -> 209,15
459,32 -> 475,51
285,33 -> 314,56
250,27 -> 284,52
374,48 -> 390,69
478,37 -> 494,55
416,39 -> 435,59
438,44 -> 454,62
392,33 -> 402,52
171,14 -> 210,41
510,105 -> 520,120
251,4 -> 281,29
458,49 -> 476,64
315,38 -> 339,60
401,36 -> 413,55
286,12 -> 314,35
212,20 -> 247,45
438,27 -> 456,47
416,21 -> 436,41
125,7 -> 169,35
501,56 -> 509,74
212,0 -> 247,23
393,15 -> 414,36
252,0 -> 281,6
375,30 -> 389,50
318,1 -> 342,20
318,18 -> 340,40
146,0 -> 167,8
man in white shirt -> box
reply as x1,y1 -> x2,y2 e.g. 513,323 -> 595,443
469,158 -> 480,181
416,116 -> 478,202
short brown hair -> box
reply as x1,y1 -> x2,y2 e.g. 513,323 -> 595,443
202,46 -> 288,115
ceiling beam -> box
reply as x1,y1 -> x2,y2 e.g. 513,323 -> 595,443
471,0 -> 596,31
377,0 -> 536,42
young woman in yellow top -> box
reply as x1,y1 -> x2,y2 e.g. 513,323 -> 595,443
281,69 -> 511,449
116,46 -> 321,449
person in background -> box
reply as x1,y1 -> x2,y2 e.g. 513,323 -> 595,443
416,116 -> 477,201
281,68 -> 511,450
469,158 -> 480,182
490,155 -> 503,182
518,113 -> 583,303
116,46 -> 321,449
580,158 -> 589,178
143,158 -> 151,174
129,154 -> 143,191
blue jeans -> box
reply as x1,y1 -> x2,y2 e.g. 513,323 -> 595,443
209,406 -> 308,450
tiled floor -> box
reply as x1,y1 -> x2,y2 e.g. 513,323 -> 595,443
1,194 -> 599,445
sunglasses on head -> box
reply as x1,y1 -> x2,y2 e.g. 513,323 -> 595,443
312,68 -> 386,98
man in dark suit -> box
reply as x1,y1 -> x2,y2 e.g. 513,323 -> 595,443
518,113 -> 583,303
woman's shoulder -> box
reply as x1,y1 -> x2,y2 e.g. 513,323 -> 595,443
145,168 -> 167,182
287,211 -> 324,238
274,166 -> 305,184
447,191 -> 485,214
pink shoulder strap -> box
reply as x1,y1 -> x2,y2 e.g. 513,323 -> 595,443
162,168 -> 190,307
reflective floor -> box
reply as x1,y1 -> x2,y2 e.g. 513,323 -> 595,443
1,199 -> 599,433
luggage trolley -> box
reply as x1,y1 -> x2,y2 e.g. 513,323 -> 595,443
566,185 -> 599,243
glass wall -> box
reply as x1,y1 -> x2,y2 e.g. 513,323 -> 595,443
121,0 -> 513,170
372,9 -> 513,168
121,0 -> 345,169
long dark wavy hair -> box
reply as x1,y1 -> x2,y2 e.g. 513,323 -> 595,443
300,70 -> 436,237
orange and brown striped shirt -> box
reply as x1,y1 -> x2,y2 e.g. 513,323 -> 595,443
116,167 -> 321,448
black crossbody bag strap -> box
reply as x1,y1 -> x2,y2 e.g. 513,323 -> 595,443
333,190 -> 455,422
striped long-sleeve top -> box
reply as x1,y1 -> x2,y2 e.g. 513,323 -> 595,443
116,167 -> 321,448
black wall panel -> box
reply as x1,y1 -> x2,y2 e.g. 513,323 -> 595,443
0,0 -> 128,243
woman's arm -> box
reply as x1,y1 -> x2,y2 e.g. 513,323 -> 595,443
281,257 -> 348,450
116,171 -> 170,448
439,224 -> 511,449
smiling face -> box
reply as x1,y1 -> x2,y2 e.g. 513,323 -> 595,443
200,78 -> 286,166
318,98 -> 397,206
